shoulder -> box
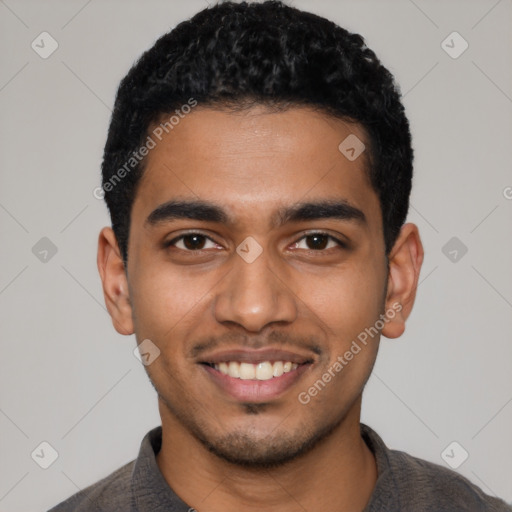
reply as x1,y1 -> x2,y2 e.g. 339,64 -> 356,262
390,448 -> 509,510
362,425 -> 512,511
48,459 -> 135,512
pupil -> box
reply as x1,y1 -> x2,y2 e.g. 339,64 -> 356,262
184,235 -> 205,250
307,234 -> 327,250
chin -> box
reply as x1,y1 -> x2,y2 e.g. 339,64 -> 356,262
195,416 -> 344,469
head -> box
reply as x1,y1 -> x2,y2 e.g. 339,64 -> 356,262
98,1 -> 423,468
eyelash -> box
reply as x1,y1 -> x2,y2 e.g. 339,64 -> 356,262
164,231 -> 347,252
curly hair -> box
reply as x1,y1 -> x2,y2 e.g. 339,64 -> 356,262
102,0 -> 413,265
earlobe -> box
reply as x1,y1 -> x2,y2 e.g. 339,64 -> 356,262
381,223 -> 424,339
97,227 -> 134,336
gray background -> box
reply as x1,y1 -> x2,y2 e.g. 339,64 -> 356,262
1,0 -> 511,510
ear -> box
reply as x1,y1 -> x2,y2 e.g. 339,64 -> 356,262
381,223 -> 424,339
97,227 -> 134,336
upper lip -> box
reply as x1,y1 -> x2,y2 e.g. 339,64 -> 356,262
199,348 -> 315,365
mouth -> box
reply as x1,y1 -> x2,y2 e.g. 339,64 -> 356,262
198,349 -> 314,402
202,360 -> 301,381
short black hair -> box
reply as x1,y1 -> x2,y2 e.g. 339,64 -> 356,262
101,0 -> 413,266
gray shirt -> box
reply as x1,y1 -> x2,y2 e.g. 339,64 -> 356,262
49,424 -> 512,511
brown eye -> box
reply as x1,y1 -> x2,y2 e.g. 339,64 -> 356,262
166,233 -> 220,251
305,234 -> 329,250
293,233 -> 344,251
182,234 -> 207,250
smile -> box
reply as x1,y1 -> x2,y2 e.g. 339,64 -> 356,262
206,360 -> 299,381
201,360 -> 312,402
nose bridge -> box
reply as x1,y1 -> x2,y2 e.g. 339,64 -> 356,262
213,240 -> 297,331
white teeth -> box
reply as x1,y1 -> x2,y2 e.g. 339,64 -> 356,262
213,360 -> 300,380
272,361 -> 284,377
239,362 -> 256,380
228,361 -> 240,378
256,361 -> 273,380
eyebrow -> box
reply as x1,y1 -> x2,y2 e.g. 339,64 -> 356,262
144,198 -> 366,228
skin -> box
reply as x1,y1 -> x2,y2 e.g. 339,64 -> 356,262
97,106 -> 423,512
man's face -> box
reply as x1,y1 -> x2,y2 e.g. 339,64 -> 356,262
124,106 -> 389,466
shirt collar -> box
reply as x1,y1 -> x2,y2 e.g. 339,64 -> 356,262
361,423 -> 399,510
130,426 -> 191,511
129,423 -> 393,511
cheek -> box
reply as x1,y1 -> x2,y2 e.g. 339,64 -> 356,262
129,260 -> 216,343
296,261 -> 386,341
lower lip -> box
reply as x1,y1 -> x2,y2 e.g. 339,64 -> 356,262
201,363 -> 311,402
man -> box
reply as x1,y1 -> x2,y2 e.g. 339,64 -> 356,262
50,1 -> 511,510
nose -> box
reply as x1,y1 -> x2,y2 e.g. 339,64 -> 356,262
213,244 -> 298,332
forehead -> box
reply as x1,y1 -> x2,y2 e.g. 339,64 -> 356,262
132,106 -> 380,229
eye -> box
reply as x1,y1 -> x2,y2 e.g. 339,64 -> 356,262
292,232 -> 345,251
166,233 -> 221,251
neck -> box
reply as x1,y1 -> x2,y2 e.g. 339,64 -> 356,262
156,399 -> 378,512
